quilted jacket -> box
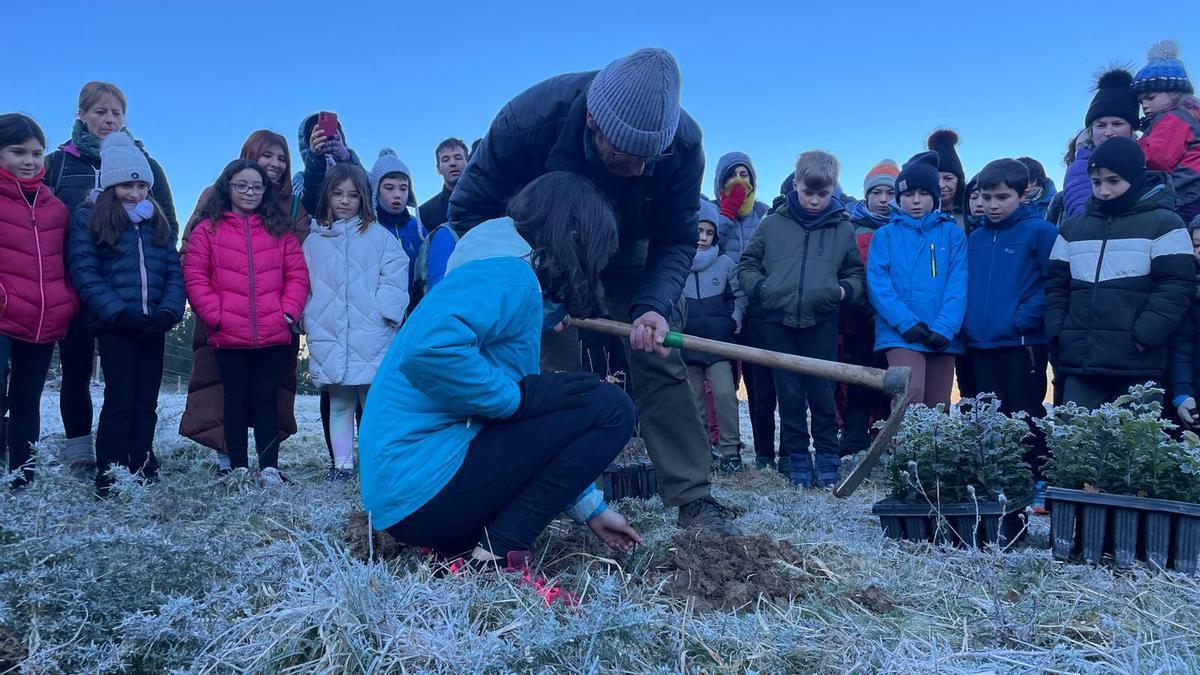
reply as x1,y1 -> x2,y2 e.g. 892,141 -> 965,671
302,217 -> 409,387
183,212 -> 308,349
0,177 -> 78,343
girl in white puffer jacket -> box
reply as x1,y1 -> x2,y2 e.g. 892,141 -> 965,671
303,164 -> 409,480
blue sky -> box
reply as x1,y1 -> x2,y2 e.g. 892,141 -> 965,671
7,1 -> 1200,219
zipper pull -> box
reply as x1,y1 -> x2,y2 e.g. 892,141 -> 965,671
929,243 -> 937,278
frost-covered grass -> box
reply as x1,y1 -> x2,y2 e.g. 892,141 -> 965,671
1,390 -> 1199,673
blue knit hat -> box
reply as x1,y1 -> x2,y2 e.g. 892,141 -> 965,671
586,48 -> 681,157
1131,40 -> 1193,95
370,148 -> 417,208
896,151 -> 942,206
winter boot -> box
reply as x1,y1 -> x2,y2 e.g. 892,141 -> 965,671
678,495 -> 743,535
814,452 -> 841,488
788,452 -> 814,488
754,456 -> 775,471
63,435 -> 96,482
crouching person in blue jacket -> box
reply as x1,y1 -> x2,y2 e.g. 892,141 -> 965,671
359,172 -> 642,573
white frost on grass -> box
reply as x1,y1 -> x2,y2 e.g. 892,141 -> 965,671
0,391 -> 1196,672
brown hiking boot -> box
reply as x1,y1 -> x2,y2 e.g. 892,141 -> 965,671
677,495 -> 743,535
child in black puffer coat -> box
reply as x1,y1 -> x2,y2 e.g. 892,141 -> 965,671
67,132 -> 184,496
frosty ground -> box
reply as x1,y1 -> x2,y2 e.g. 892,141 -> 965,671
1,391 -> 1198,673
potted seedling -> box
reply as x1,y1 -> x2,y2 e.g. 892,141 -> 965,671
874,396 -> 1034,548
1039,385 -> 1200,573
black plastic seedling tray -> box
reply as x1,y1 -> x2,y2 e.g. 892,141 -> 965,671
598,461 -> 657,501
1045,487 -> 1200,574
872,495 -> 1034,548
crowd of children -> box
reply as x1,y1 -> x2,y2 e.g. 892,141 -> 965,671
1,38 -> 1200,506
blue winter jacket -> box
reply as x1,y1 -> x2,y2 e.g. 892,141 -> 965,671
963,204 -> 1058,349
67,204 -> 186,330
358,217 -> 606,531
867,210 -> 968,354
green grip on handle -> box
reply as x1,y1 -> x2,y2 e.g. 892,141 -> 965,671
663,331 -> 684,350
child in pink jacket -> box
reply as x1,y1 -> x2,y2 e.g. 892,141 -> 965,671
183,159 -> 308,486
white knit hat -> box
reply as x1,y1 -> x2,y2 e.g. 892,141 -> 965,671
99,131 -> 153,190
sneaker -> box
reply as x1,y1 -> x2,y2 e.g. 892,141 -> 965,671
1031,480 -> 1048,515
754,457 -> 775,471
503,550 -> 579,607
677,495 -> 743,535
718,453 -> 743,473
257,467 -> 289,487
327,467 -> 355,482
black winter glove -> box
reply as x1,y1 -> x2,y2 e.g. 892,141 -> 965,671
900,322 -> 933,344
925,332 -> 950,351
509,371 -> 602,420
151,309 -> 177,332
113,308 -> 150,333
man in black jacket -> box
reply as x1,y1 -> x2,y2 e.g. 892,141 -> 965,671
449,48 -> 739,535
418,137 -> 468,230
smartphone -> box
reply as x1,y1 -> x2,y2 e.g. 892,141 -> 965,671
316,111 -> 339,140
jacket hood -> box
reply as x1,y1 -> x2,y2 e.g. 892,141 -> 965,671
297,112 -> 360,166
1084,171 -> 1177,216
714,151 -> 757,195
444,217 -> 532,277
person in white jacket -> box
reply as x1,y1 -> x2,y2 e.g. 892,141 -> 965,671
303,164 -> 409,480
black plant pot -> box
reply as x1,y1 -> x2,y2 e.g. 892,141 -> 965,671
872,495 -> 1033,548
598,461 -> 657,501
1045,487 -> 1200,574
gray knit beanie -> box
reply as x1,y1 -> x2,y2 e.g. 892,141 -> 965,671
370,148 -> 417,208
586,48 -> 682,157
99,131 -> 153,190
697,198 -> 719,226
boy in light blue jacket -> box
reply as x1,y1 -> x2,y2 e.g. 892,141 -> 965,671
867,151 -> 968,408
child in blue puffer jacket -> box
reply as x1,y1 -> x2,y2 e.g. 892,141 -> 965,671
963,159 -> 1057,475
68,132 -> 184,496
867,151 -> 968,408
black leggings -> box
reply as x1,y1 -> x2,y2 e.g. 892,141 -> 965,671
214,346 -> 288,469
58,312 -> 95,440
388,382 -> 635,557
96,331 -> 165,479
6,338 -> 55,483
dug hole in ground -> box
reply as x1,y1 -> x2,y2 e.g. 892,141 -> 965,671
2,387 -> 1197,673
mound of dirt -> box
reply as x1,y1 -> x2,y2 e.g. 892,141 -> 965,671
345,510 -> 408,562
658,531 -> 821,612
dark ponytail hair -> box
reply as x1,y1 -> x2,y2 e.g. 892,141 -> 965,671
199,160 -> 290,237
507,171 -> 618,318
0,113 -> 46,150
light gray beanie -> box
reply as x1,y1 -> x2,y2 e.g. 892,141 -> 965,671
99,131 -> 153,190
586,48 -> 682,157
697,198 -> 719,226
370,148 -> 417,208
